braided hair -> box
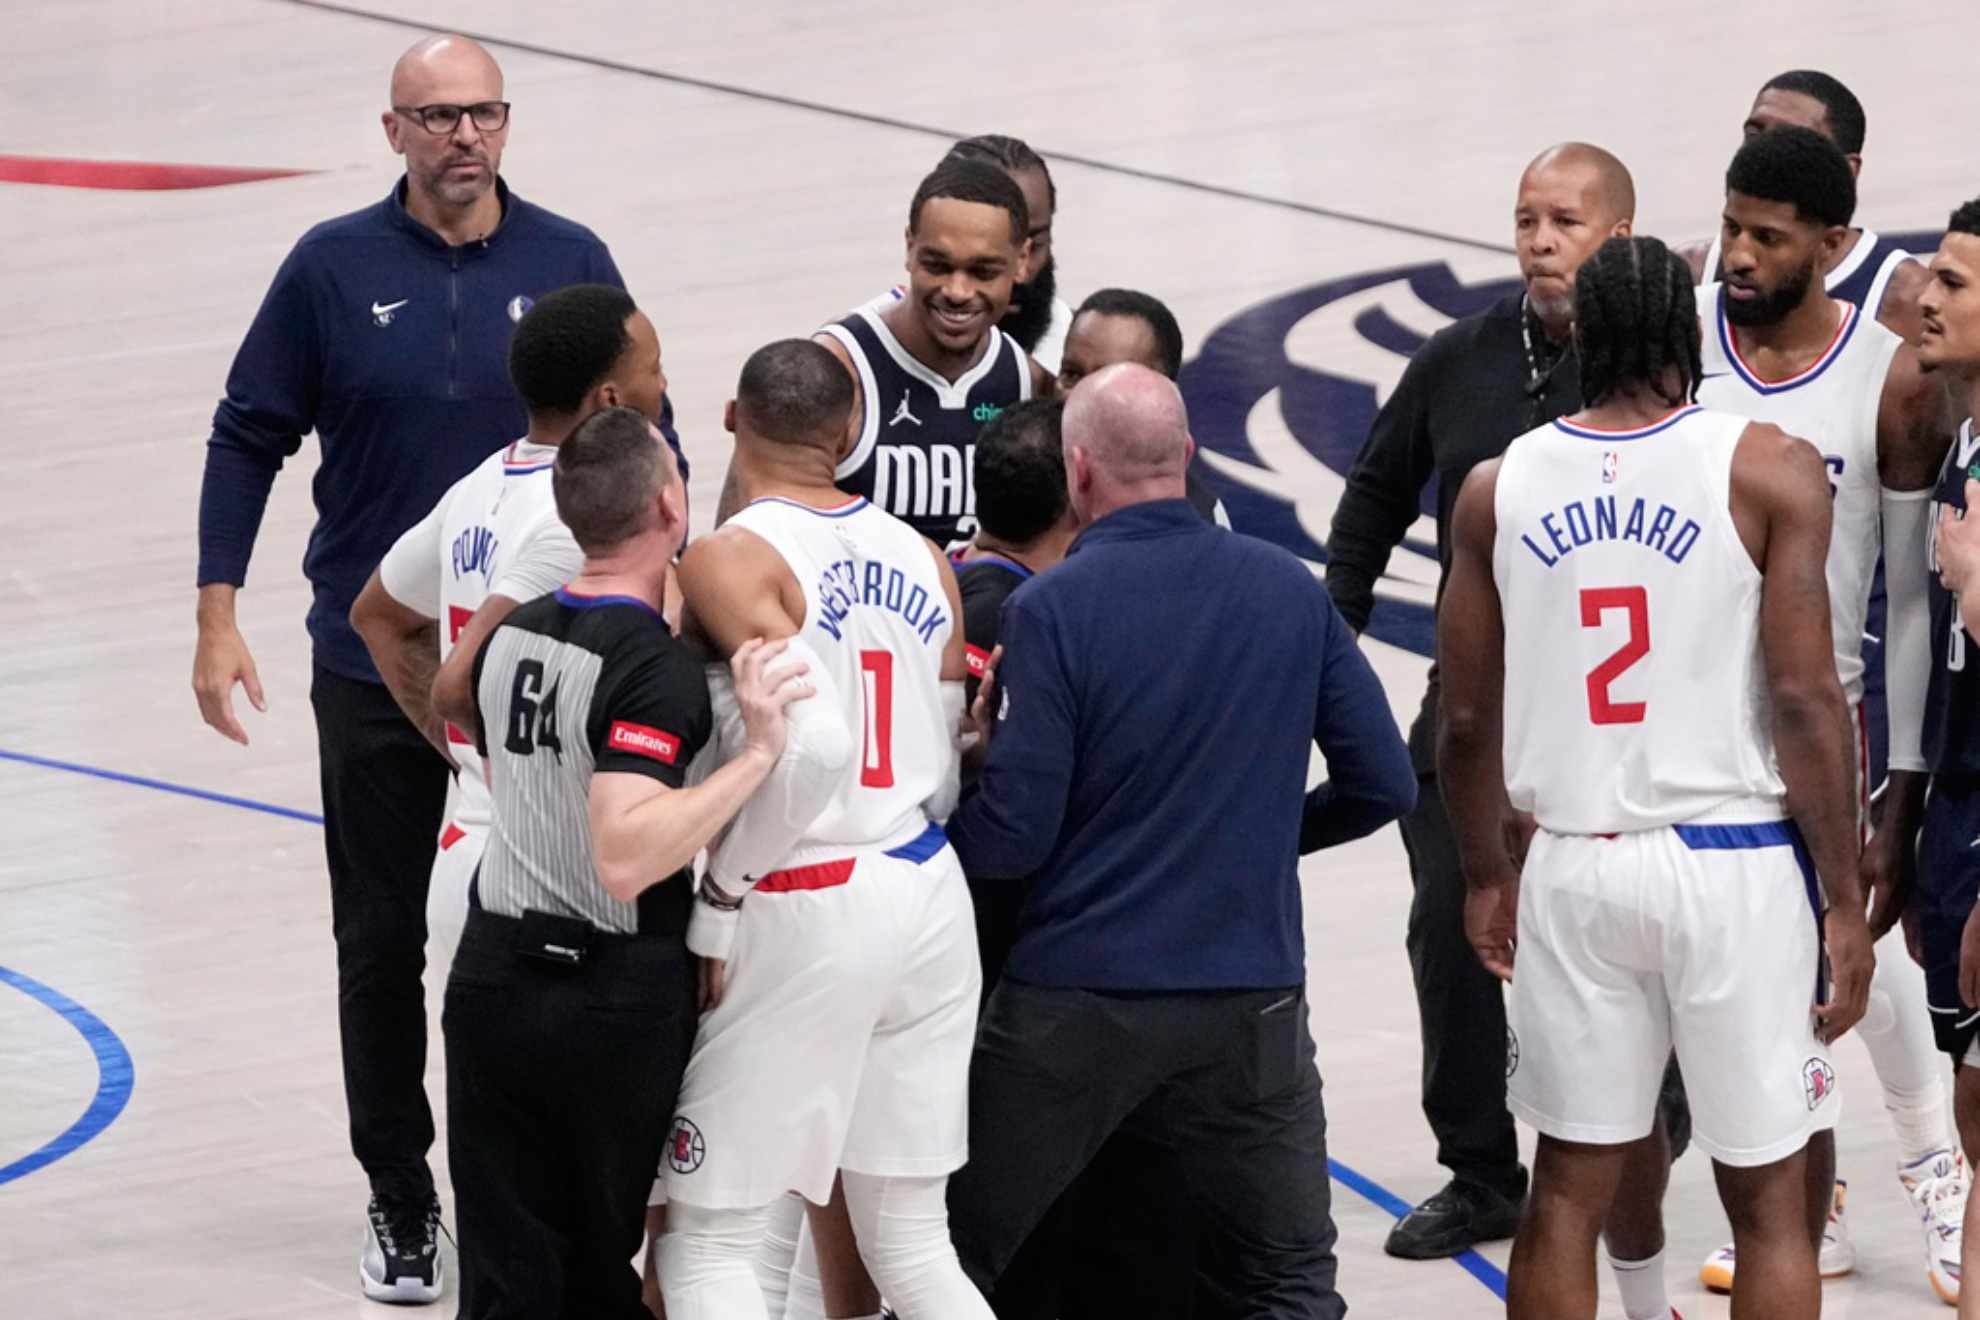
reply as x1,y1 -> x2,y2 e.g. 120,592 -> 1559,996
947,134 -> 1056,210
1573,236 -> 1702,408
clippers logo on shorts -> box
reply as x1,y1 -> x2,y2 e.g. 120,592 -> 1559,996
607,720 -> 681,765
668,1117 -> 705,1174
1506,1027 -> 1519,1079
1803,1057 -> 1837,1110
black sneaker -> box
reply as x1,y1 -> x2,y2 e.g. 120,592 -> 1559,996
1382,1179 -> 1525,1260
360,1193 -> 444,1304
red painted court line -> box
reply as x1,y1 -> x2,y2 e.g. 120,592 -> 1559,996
0,155 -> 315,191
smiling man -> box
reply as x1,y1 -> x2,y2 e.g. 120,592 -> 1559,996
191,33 -> 660,1303
813,158 -> 1053,550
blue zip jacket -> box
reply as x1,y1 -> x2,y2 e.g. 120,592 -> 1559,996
947,499 -> 1417,991
197,177 -> 683,681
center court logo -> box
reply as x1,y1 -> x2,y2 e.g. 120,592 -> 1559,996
1178,261 -> 1525,658
1176,230 -> 1946,658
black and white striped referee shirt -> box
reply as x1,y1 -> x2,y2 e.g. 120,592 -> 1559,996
470,588 -> 713,933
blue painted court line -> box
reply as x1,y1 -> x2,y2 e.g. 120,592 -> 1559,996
0,964 -> 136,1186
0,745 -> 1508,1299
0,747 -> 324,825
1327,1160 -> 1510,1297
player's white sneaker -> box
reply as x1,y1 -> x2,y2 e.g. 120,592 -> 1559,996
360,1194 -> 444,1305
1899,1148 -> 1967,1305
1699,1178 -> 1854,1293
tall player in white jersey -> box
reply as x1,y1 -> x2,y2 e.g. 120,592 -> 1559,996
350,283 -> 668,978
656,340 -> 992,1320
1691,125 -> 1964,1301
1686,70 -> 1930,343
1440,237 -> 1873,1320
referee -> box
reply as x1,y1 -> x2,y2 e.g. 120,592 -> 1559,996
1322,143 -> 1632,1260
449,406 -> 809,1319
189,34 -> 682,1295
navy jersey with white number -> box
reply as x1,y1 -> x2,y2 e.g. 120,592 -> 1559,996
820,308 -> 1032,550
1927,420 -> 1980,775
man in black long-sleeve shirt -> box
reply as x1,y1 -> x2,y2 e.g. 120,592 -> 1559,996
1324,143 -> 1634,1261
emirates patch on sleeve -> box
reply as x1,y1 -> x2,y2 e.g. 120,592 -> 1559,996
607,720 -> 681,765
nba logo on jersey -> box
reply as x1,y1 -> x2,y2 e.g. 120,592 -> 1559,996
1803,1057 -> 1836,1110
1601,450 -> 1619,484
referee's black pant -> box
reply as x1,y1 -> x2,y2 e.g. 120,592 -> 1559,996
443,902 -> 697,1320
949,981 -> 1344,1320
311,664 -> 450,1208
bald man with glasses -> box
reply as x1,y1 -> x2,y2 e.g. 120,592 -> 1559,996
192,33 -> 682,1304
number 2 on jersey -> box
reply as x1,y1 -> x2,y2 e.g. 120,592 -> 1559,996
860,650 -> 895,788
1580,586 -> 1650,725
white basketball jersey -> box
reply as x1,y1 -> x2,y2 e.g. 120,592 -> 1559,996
378,439 -> 581,827
725,495 -> 957,849
1696,285 -> 1899,706
1496,406 -> 1785,834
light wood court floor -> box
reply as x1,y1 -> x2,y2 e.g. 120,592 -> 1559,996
4,2 -> 1978,1315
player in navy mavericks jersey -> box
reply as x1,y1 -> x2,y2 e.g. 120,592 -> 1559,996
1908,200 -> 1980,1308
812,157 -> 1052,550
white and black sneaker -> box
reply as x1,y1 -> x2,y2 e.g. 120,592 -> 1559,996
360,1193 -> 444,1305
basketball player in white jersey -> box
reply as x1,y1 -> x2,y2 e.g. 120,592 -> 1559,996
1686,70 -> 1929,342
655,340 -> 991,1320
1688,126 -> 1964,1301
351,283 -> 667,980
1440,235 -> 1873,1320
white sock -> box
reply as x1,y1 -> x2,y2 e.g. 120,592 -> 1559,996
1888,1081 -> 1957,1170
1608,1249 -> 1669,1320
786,1212 -> 827,1320
755,1193 -> 806,1319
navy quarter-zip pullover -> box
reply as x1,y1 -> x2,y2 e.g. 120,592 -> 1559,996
948,499 -> 1416,991
197,177 -> 684,681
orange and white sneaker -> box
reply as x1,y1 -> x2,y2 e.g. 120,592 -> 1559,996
1699,1178 -> 1855,1293
1898,1148 -> 1966,1305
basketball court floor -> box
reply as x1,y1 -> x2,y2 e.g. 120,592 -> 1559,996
6,1 -> 1979,1314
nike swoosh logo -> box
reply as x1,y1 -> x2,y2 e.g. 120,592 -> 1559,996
371,299 -> 408,316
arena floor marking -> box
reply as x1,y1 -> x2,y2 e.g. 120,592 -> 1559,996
0,745 -> 1506,1298
0,155 -> 314,190
0,964 -> 136,1186
0,748 -> 325,825
271,0 -> 1515,257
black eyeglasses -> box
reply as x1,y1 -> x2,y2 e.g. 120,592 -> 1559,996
393,101 -> 511,135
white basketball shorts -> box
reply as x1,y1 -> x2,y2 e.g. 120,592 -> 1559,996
1507,819 -> 1839,1168
659,822 -> 980,1209
425,810 -> 483,989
